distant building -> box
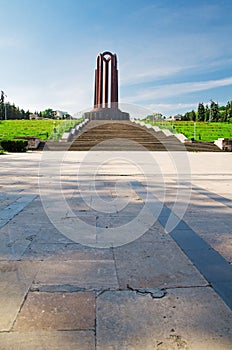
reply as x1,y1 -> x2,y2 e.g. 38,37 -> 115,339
54,110 -> 68,118
149,113 -> 163,121
170,114 -> 182,121
29,113 -> 42,120
153,113 -> 163,119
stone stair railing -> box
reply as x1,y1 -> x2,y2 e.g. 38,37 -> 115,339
60,118 -> 89,142
132,120 -> 187,143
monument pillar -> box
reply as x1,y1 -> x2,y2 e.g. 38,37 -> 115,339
85,51 -> 129,120
94,51 -> 119,109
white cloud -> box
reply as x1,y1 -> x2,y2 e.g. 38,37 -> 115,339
124,76 -> 232,103
121,64 -> 195,85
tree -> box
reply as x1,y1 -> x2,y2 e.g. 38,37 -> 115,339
209,100 -> 219,122
183,112 -> 191,121
0,91 -> 5,120
219,105 -> 227,122
190,110 -> 196,121
41,108 -> 55,119
197,103 -> 205,121
205,104 -> 210,121
25,110 -> 30,119
225,101 -> 232,122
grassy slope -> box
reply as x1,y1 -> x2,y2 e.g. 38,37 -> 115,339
144,121 -> 232,142
0,119 -> 83,141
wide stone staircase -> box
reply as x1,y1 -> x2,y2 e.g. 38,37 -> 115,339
69,121 -> 183,151
44,120 -> 221,152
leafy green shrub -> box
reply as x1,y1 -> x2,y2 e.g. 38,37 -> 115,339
0,139 -> 28,152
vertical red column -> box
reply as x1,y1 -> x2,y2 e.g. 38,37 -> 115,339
98,54 -> 103,108
94,69 -> 97,108
94,52 -> 118,110
111,55 -> 115,108
114,54 -> 118,109
104,60 -> 109,108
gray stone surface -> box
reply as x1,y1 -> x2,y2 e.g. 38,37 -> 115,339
114,240 -> 207,289
0,194 -> 37,228
202,233 -> 232,263
0,331 -> 95,350
97,288 -> 232,350
22,242 -> 114,260
0,227 -> 31,260
14,292 -> 95,331
0,151 -> 231,349
0,261 -> 40,331
34,260 -> 118,289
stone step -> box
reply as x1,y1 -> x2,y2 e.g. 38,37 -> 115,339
41,120 -> 221,152
69,121 -> 182,151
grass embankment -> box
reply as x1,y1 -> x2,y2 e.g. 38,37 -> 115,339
0,119 -> 83,141
144,121 -> 232,142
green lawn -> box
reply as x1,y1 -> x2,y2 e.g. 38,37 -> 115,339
0,119 -> 83,141
144,120 -> 232,142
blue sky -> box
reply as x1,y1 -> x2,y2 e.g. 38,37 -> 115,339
1,0 -> 232,117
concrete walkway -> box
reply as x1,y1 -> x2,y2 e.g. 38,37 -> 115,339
0,151 -> 232,349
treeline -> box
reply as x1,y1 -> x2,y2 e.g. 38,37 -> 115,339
0,102 -> 31,120
182,100 -> 232,122
0,102 -> 71,120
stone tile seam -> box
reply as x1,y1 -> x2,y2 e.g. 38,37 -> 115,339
9,287 -> 31,332
28,285 -> 210,294
111,247 -> 120,289
7,262 -> 43,332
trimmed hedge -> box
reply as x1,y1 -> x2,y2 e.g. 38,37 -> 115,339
0,139 -> 28,152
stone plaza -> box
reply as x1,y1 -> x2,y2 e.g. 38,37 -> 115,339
0,149 -> 232,349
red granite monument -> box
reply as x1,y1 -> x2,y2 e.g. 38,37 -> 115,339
84,51 -> 129,120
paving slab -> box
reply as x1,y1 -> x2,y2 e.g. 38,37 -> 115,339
0,331 -> 95,350
0,227 -> 31,260
133,222 -> 173,243
114,240 -> 207,289
0,192 -> 21,211
22,242 -> 114,260
97,288 -> 232,350
14,292 -> 95,331
201,233 -> 232,263
34,260 -> 118,289
0,194 -> 37,228
0,261 -> 40,331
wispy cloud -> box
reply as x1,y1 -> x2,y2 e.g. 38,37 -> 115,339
124,76 -> 232,103
121,64 -> 195,85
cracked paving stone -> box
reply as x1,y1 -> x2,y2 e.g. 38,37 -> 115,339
96,288 -> 232,350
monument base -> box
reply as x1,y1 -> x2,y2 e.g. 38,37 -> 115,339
84,108 -> 130,121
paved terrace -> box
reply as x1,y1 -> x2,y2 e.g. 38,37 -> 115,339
0,151 -> 232,349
